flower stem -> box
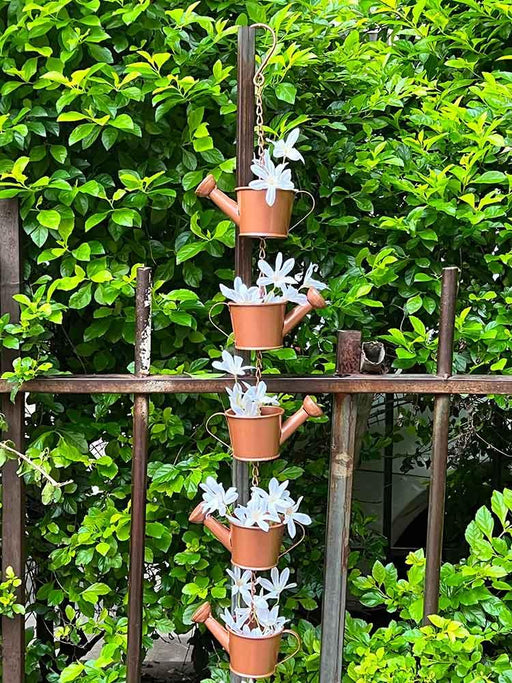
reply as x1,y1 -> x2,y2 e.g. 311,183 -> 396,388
0,442 -> 73,489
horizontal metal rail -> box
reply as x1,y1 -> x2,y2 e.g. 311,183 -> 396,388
0,373 -> 511,395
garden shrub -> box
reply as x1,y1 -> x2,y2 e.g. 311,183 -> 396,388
0,0 -> 511,680
205,490 -> 512,682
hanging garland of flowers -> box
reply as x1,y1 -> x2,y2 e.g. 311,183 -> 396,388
190,24 -> 327,680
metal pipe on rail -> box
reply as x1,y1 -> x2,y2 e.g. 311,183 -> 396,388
423,267 -> 459,623
127,267 -> 152,683
320,330 -> 361,682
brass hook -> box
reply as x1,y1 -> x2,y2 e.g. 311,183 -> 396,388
250,23 -> 277,86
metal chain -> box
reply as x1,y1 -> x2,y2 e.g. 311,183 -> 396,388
255,77 -> 266,163
251,461 -> 260,487
255,351 -> 263,385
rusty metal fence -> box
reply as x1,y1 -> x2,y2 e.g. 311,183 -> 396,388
1,24 -> 512,683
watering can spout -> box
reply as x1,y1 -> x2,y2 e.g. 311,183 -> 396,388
192,602 -> 230,653
196,175 -> 240,226
189,503 -> 231,552
280,396 -> 324,445
282,287 -> 326,337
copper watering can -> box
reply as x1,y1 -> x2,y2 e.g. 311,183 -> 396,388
192,602 -> 301,679
189,502 -> 305,570
212,287 -> 327,351
208,396 -> 324,461
196,174 -> 314,239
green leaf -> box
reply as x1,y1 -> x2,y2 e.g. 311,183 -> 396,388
38,210 -> 61,230
69,283 -> 92,309
72,244 -> 91,261
176,242 -> 206,264
69,123 -> 96,146
60,662 -> 85,682
276,82 -> 297,104
473,171 -> 507,184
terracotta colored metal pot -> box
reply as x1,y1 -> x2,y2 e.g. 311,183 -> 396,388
225,397 -> 323,461
189,503 -> 286,570
196,174 -> 294,239
228,287 -> 326,351
193,603 -> 301,679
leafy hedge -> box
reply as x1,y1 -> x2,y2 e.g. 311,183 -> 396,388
0,0 -> 512,680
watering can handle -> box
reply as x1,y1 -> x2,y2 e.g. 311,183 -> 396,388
289,190 -> 315,233
208,301 -> 231,339
278,521 -> 306,560
278,629 -> 302,667
205,412 -> 231,452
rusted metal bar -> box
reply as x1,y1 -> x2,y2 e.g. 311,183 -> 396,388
0,198 -> 25,683
4,372 -> 512,395
423,267 -> 458,623
383,394 -> 394,556
320,331 -> 361,683
127,267 -> 152,683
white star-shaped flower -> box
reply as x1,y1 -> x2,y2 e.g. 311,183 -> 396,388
271,127 -> 304,163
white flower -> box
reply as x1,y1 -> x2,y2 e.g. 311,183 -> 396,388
253,590 -> 270,611
226,383 -> 247,415
251,478 -> 292,518
242,381 -> 279,409
227,382 -> 279,417
200,476 -> 238,517
281,284 -> 309,305
281,496 -> 312,538
212,349 -> 254,377
257,252 -> 296,291
255,605 -> 288,634
271,128 -> 304,163
222,607 -> 247,635
226,566 -> 253,606
220,276 -> 261,303
228,497 -> 279,532
258,567 -> 297,600
299,263 -> 327,291
242,624 -> 266,638
249,150 -> 295,206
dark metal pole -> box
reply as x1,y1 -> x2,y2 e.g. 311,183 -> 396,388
423,267 -> 458,623
233,25 -> 255,506
383,394 -> 394,558
0,199 -> 25,683
127,267 -> 152,683
230,26 -> 255,683
320,330 -> 361,683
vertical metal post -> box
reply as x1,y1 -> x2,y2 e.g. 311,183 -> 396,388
127,267 -> 152,683
320,330 -> 361,683
0,199 -> 25,683
230,26 -> 255,683
423,267 -> 458,623
233,25 -> 255,507
383,394 -> 394,557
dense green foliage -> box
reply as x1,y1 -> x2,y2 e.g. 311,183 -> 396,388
0,0 -> 512,680
206,490 -> 512,682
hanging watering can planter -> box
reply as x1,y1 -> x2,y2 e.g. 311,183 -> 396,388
213,253 -> 328,351
189,476 -> 310,570
225,395 -> 323,461
209,353 -> 324,462
190,25 -> 330,679
192,602 -> 301,679
229,286 -> 326,351
196,173 -> 307,239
